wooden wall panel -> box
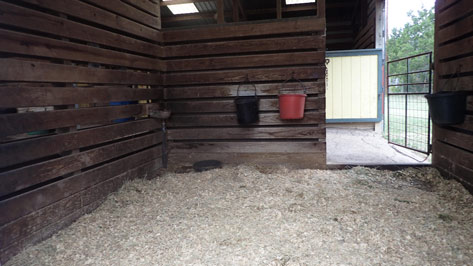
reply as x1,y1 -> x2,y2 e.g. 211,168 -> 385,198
433,0 -> 473,192
162,18 -> 327,169
353,0 -> 376,49
0,0 -> 163,264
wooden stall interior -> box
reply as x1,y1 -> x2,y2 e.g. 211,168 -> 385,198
0,0 -> 163,263
432,0 -> 473,193
0,0 -> 328,263
1,0 -> 472,264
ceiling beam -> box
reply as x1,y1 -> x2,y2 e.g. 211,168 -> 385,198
162,5 -> 314,23
162,2 -> 355,23
162,12 -> 217,22
326,2 -> 356,8
160,0 -> 213,6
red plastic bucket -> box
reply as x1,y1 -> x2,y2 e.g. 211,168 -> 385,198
279,93 -> 306,119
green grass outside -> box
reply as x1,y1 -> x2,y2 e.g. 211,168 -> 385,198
383,94 -> 432,152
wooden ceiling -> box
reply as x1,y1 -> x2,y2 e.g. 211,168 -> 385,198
161,0 -> 359,28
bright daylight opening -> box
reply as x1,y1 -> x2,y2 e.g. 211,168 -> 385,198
285,0 -> 316,5
163,0 -> 199,15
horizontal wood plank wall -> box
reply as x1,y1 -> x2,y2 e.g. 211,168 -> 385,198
162,17 -> 327,169
0,0 -> 163,263
433,0 -> 473,193
353,0 -> 376,49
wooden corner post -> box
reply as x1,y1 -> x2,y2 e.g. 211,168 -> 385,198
217,0 -> 225,24
317,0 -> 326,18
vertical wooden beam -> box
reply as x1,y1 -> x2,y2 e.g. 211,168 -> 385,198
232,0 -> 239,22
375,0 -> 385,49
277,0 -> 282,19
238,0 -> 246,20
156,0 -> 162,29
317,0 -> 325,18
217,0 -> 225,24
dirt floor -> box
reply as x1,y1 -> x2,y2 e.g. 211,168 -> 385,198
6,166 -> 473,266
327,128 -> 431,165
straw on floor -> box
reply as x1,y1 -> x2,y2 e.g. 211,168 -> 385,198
7,166 -> 473,265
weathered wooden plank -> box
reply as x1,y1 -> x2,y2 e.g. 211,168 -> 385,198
449,115 -> 473,132
437,55 -> 473,76
0,85 -> 162,108
83,0 -> 161,30
0,157 -> 162,262
437,35 -> 473,61
121,0 -> 161,17
437,13 -> 473,44
0,105 -> 143,137
433,140 -> 473,184
164,67 -> 325,86
0,119 -> 160,168
0,132 -> 161,197
169,152 -> 326,170
166,51 -> 325,71
162,17 -> 326,42
166,82 -> 324,99
434,140 -> 473,171
167,111 -> 325,127
168,97 -> 325,113
354,14 -> 375,44
170,141 -> 326,153
435,155 -> 473,188
168,126 -> 325,140
437,0 -> 473,28
435,126 -> 473,152
0,59 -> 162,85
1,205 -> 84,265
0,29 -> 164,71
18,0 -> 161,43
437,76 -> 473,94
0,193 -> 81,257
0,146 -> 161,226
0,1 -> 161,57
354,24 -> 375,49
436,0 -> 461,12
164,35 -> 325,57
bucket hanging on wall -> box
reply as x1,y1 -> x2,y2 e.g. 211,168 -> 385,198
425,68 -> 467,126
234,77 -> 259,125
279,73 -> 307,120
425,91 -> 467,126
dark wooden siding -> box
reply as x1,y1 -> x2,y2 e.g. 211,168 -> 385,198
162,17 -> 327,169
0,0 -> 163,263
353,0 -> 376,49
433,0 -> 473,192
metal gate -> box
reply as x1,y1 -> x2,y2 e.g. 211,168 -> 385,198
387,52 -> 432,154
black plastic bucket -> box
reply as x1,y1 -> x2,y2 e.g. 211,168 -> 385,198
425,91 -> 467,126
234,83 -> 259,125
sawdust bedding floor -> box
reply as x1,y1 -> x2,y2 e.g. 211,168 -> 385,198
7,166 -> 473,265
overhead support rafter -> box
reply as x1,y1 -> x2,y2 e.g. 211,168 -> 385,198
160,0 -> 213,6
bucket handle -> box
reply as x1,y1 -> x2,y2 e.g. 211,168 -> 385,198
280,72 -> 307,95
237,74 -> 257,97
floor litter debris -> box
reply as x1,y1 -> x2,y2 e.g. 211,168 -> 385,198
7,166 -> 473,266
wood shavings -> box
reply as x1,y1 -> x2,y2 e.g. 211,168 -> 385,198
6,166 -> 473,265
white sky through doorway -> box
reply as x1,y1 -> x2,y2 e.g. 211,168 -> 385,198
388,0 -> 435,36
